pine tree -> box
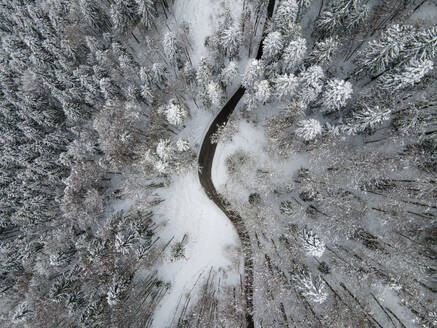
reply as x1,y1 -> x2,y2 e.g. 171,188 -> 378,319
342,106 -> 391,135
358,24 -> 415,74
295,119 -> 322,141
79,0 -> 111,34
221,25 -> 242,58
151,62 -> 168,86
164,100 -> 188,127
272,73 -> 298,100
262,31 -> 284,60
254,80 -> 271,104
308,36 -> 340,66
298,65 -> 325,105
406,26 -> 437,61
196,57 -> 212,89
220,61 -> 238,87
242,59 -> 265,89
378,58 -> 434,90
176,138 -> 190,152
274,0 -> 299,36
99,77 -> 122,100
156,138 -> 174,162
322,79 -> 353,112
207,81 -> 223,107
11,302 -> 33,324
110,0 -> 139,36
300,226 -> 326,257
107,273 -> 131,306
292,270 -> 328,304
282,36 -> 307,73
141,83 -> 154,104
163,32 -> 181,66
316,0 -> 368,36
136,0 -> 157,30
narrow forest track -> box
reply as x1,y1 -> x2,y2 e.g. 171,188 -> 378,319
197,1 -> 276,327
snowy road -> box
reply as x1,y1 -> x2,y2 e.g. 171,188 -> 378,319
197,1 -> 276,326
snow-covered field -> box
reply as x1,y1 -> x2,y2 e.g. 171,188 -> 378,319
152,171 -> 241,327
213,119 -> 309,199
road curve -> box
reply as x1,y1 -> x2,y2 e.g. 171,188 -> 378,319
198,1 -> 276,327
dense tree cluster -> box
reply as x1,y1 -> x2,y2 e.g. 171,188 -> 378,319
0,0 -> 435,327
218,1 -> 437,327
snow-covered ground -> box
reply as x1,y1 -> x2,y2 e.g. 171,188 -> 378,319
152,171 -> 241,327
213,119 -> 309,198
150,105 -> 243,327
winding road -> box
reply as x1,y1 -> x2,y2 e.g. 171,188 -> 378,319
198,0 -> 276,326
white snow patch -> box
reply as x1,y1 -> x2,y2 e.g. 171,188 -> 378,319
179,102 -> 214,152
152,171 -> 241,327
212,119 -> 309,191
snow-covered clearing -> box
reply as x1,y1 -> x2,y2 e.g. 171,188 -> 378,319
213,119 -> 309,199
152,171 -> 241,327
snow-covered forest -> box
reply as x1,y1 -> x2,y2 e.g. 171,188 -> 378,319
0,0 -> 436,327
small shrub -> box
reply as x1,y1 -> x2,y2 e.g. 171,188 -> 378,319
248,193 -> 261,205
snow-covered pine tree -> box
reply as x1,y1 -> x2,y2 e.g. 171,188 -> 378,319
138,66 -> 150,82
292,270 -> 328,304
282,36 -> 307,73
210,120 -> 239,144
298,65 -> 325,105
150,62 -> 167,86
300,226 -> 326,257
135,0 -> 157,30
358,24 -> 415,74
78,0 -> 112,34
176,138 -> 190,152
207,81 -> 223,107
11,302 -> 32,324
182,61 -> 196,86
221,24 -> 242,58
316,0 -> 368,36
254,80 -> 271,104
163,32 -> 182,67
141,83 -> 154,104
272,73 -> 298,100
107,273 -> 131,306
262,31 -> 284,60
99,77 -> 122,100
274,0 -> 299,37
196,57 -> 212,89
322,79 -> 353,112
308,36 -> 340,66
378,58 -> 434,90
164,100 -> 188,127
406,26 -> 437,62
342,106 -> 391,135
295,118 -> 322,141
242,59 -> 265,90
156,138 -> 174,162
220,61 -> 238,88
110,0 -> 138,37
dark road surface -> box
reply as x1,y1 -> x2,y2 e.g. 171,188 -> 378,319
197,1 -> 276,327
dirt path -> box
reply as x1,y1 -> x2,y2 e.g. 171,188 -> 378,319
197,1 -> 276,326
